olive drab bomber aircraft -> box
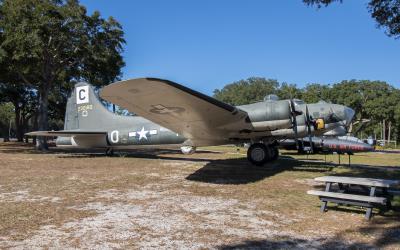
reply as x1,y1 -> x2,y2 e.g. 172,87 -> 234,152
27,78 -> 355,166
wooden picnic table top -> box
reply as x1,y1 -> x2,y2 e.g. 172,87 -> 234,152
314,176 -> 400,188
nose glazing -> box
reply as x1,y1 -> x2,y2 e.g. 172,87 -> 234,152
344,107 -> 355,126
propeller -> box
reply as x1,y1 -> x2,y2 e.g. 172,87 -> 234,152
305,105 -> 314,153
289,99 -> 303,151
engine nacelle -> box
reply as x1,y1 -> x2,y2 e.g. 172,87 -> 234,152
181,146 -> 196,155
243,100 -> 292,131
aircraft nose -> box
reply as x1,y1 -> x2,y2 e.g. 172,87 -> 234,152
344,106 -> 355,126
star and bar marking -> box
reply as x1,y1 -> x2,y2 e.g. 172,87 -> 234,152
128,127 -> 157,141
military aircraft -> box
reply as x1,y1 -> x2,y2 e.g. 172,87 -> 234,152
27,78 -> 355,165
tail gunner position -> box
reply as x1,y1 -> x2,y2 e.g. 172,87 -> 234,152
28,78 -> 355,166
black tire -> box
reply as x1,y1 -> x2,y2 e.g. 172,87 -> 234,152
247,143 -> 269,166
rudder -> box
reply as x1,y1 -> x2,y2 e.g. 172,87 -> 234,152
64,82 -> 115,130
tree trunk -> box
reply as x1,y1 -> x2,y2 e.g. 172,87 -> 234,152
36,85 -> 49,150
23,117 -> 29,143
3,124 -> 10,142
382,120 -> 386,146
14,105 -> 24,142
33,112 -> 38,145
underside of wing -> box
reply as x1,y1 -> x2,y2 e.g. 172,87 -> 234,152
100,78 -> 252,145
25,131 -> 107,137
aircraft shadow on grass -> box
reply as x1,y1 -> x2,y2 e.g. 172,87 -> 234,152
184,156 -> 335,185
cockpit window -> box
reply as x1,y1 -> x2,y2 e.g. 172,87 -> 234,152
293,99 -> 305,105
264,94 -> 280,101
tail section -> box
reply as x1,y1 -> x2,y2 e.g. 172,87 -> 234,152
64,82 -> 116,131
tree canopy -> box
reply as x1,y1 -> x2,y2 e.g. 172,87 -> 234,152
0,0 -> 125,148
213,77 -> 280,105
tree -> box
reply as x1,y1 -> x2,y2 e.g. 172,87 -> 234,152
301,83 -> 331,103
277,82 -> 302,99
328,80 -> 396,138
0,102 -> 14,141
0,0 -> 125,149
213,77 -> 279,105
394,92 -> 400,141
0,83 -> 37,141
330,80 -> 364,119
303,0 -> 400,38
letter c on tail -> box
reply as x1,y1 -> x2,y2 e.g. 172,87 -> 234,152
76,86 -> 89,104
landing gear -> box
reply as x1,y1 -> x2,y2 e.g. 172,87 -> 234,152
106,147 -> 114,156
181,146 -> 196,155
247,143 -> 279,166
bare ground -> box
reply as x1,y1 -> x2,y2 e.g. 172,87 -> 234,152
0,142 -> 399,249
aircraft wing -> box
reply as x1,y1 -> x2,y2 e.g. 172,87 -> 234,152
25,131 -> 107,137
100,78 -> 252,145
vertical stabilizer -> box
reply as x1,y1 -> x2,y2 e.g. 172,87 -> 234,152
64,82 -> 116,131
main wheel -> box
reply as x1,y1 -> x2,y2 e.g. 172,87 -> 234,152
181,146 -> 196,155
247,143 -> 269,166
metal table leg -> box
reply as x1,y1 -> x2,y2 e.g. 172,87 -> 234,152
382,187 -> 392,211
321,182 -> 332,212
365,186 -> 376,220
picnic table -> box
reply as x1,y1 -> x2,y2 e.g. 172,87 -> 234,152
307,176 -> 400,220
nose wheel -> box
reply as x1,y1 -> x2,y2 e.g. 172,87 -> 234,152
247,143 -> 279,166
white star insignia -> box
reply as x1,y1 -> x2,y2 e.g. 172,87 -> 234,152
137,127 -> 149,140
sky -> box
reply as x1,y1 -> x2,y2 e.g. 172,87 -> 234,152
81,0 -> 400,95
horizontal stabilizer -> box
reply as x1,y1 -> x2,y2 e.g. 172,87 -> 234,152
25,131 -> 107,137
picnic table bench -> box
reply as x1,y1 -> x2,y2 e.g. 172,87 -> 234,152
307,176 -> 400,220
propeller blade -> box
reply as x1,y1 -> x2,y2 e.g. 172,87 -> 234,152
305,105 -> 314,153
289,99 -> 301,151
289,100 -> 298,133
